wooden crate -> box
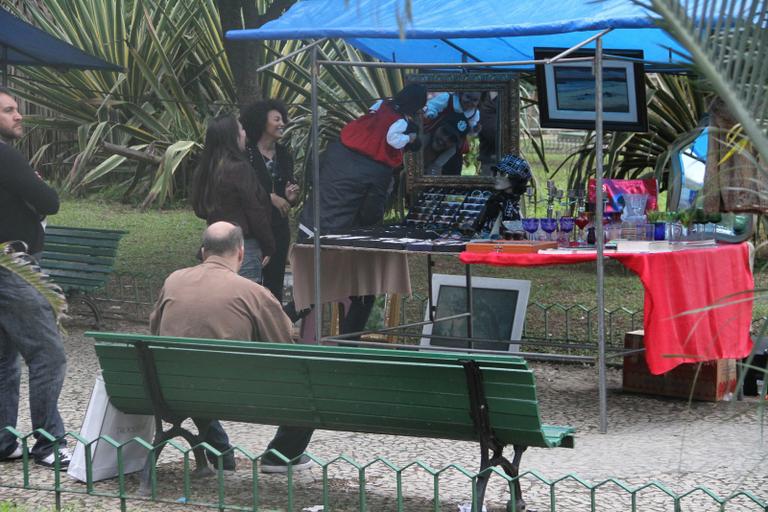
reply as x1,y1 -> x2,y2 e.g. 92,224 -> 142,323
623,330 -> 737,401
465,240 -> 557,254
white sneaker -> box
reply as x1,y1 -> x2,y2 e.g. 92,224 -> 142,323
1,443 -> 23,461
35,447 -> 72,469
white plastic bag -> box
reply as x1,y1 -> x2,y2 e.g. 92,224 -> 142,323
67,374 -> 155,482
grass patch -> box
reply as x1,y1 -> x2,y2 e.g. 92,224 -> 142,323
51,199 -> 206,280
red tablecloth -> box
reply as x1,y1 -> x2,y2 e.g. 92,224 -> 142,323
460,244 -> 754,374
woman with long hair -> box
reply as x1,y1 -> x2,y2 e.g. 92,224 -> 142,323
191,114 -> 274,280
240,99 -> 299,300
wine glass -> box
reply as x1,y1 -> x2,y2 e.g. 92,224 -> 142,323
522,218 -> 539,241
574,211 -> 590,245
540,217 -> 558,241
558,216 -> 574,246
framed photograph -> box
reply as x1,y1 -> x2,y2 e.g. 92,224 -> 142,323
420,274 -> 531,352
534,48 -> 648,132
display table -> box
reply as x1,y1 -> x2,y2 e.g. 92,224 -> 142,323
460,243 -> 755,374
289,244 -> 413,310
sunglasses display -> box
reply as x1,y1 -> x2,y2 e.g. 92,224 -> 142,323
298,186 -> 495,253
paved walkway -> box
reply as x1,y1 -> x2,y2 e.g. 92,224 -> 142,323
1,323 -> 766,511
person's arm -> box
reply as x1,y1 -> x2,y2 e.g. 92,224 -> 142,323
252,290 -> 295,343
149,286 -> 167,335
278,146 -> 299,206
424,92 -> 449,119
0,144 -> 59,216
225,163 -> 276,257
385,118 -> 413,149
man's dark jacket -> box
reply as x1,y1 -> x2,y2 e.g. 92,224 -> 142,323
0,141 -> 59,254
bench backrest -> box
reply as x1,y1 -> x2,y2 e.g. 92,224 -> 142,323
41,226 -> 127,292
89,332 -> 574,449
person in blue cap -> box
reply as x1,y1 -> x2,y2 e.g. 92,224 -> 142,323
472,154 -> 532,237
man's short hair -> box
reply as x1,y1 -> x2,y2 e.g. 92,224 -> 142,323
202,223 -> 244,256
0,86 -> 12,98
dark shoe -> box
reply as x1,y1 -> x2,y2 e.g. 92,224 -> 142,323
34,447 -> 71,469
206,450 -> 236,471
260,454 -> 313,474
0,443 -> 23,462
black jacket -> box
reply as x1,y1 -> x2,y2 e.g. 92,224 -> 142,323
0,141 -> 59,254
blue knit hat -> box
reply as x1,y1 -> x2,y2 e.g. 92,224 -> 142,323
493,154 -> 532,182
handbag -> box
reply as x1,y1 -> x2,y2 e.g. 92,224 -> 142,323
67,374 -> 155,482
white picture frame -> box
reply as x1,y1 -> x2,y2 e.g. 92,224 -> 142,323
420,274 -> 531,353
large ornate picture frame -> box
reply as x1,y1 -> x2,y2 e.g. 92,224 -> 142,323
404,72 -> 520,196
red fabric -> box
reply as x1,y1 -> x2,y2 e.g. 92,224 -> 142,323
459,251 -> 597,267
587,178 -> 658,213
460,243 -> 755,374
340,102 -> 404,168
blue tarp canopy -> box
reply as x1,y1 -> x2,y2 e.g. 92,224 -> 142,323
0,7 -> 121,71
227,0 -> 691,71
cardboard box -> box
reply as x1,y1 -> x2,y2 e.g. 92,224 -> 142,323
465,240 -> 557,254
623,330 -> 737,401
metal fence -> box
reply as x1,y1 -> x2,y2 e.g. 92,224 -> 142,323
79,274 -> 642,353
1,432 -> 766,512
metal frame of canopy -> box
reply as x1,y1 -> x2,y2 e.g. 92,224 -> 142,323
257,29 -> 614,432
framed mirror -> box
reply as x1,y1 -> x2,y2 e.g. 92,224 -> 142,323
403,72 -> 520,196
668,122 -> 753,243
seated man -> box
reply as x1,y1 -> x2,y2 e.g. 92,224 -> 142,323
150,221 -> 313,473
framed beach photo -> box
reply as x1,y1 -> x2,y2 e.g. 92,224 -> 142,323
420,274 -> 531,353
534,47 -> 648,132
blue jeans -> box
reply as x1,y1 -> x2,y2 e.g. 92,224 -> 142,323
239,238 -> 263,284
0,267 -> 67,460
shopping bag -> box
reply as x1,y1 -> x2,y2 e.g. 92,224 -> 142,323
67,374 -> 155,482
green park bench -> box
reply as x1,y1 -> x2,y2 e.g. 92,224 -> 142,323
88,331 -> 576,511
41,226 -> 127,326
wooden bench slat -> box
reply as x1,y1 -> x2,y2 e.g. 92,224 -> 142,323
40,252 -> 115,266
43,245 -> 120,258
43,235 -> 122,248
46,225 -> 127,237
42,261 -> 114,273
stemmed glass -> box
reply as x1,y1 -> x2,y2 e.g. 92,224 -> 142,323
539,217 -> 558,241
522,218 -> 539,241
558,216 -> 574,246
574,211 -> 590,245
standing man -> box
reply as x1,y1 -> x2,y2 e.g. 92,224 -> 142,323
150,222 -> 314,473
0,87 -> 70,468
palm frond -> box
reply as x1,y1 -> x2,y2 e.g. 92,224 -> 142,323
0,244 -> 68,323
642,0 -> 768,160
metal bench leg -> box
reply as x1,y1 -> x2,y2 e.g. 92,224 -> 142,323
68,292 -> 103,328
138,419 -> 212,496
464,360 -> 528,512
491,445 -> 527,512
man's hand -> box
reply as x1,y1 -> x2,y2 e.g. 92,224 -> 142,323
270,193 -> 290,217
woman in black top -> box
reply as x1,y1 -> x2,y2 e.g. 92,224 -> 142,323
240,99 -> 299,301
191,114 -> 274,279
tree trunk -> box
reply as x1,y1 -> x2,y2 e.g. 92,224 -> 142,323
215,0 -> 298,107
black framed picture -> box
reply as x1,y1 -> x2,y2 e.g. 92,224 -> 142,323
420,274 -> 531,352
534,47 -> 648,132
